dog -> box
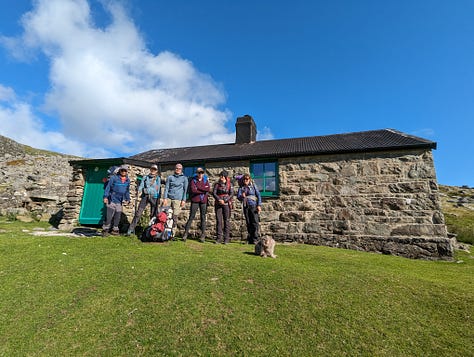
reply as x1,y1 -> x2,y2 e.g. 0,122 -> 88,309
255,236 -> 277,258
165,207 -> 174,228
163,207 -> 174,239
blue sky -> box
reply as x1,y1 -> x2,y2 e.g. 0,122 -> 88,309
0,0 -> 473,186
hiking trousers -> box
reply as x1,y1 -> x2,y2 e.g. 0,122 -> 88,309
243,205 -> 259,244
103,202 -> 123,232
184,202 -> 207,237
128,196 -> 158,232
215,204 -> 231,242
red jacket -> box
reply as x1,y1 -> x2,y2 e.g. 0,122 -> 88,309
189,175 -> 210,203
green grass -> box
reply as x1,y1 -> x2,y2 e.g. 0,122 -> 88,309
439,185 -> 474,245
0,219 -> 473,356
444,213 -> 474,245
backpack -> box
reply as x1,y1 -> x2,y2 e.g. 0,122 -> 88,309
143,175 -> 161,198
235,174 -> 246,188
141,208 -> 173,242
103,165 -> 120,188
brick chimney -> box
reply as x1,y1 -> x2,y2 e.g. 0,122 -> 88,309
235,115 -> 257,144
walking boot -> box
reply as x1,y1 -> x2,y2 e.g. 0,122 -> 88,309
182,232 -> 188,242
199,232 -> 206,243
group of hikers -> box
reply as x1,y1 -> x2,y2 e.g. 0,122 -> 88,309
101,163 -> 262,244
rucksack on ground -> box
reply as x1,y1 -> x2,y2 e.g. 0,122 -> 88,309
140,206 -> 174,242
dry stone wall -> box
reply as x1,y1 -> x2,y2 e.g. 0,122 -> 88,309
0,153 -> 73,223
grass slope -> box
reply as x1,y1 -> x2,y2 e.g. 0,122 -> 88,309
0,220 -> 473,356
439,185 -> 474,245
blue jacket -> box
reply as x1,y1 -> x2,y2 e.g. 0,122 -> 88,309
104,174 -> 131,204
237,183 -> 262,207
139,175 -> 161,199
164,173 -> 188,201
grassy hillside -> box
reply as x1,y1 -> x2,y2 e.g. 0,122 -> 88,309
0,134 -> 79,157
0,219 -> 472,356
439,185 -> 474,245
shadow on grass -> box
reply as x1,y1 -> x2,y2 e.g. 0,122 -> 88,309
71,227 -> 101,237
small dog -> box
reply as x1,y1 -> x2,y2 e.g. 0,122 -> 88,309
255,236 -> 277,258
165,208 -> 174,228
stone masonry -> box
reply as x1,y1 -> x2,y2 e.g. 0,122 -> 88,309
0,150 -> 74,223
61,147 -> 452,259
271,149 -> 451,260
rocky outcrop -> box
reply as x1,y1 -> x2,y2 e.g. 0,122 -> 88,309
0,135 -> 77,224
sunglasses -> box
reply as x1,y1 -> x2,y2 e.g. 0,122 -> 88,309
197,171 -> 204,174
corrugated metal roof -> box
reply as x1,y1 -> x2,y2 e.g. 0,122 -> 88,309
129,128 -> 436,164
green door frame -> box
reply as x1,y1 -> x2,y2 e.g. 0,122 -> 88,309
79,162 -> 121,225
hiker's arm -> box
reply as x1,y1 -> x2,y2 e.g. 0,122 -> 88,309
182,178 -> 189,201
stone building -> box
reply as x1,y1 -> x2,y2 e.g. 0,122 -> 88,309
61,115 -> 452,259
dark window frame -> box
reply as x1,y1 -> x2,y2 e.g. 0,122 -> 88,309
250,160 -> 279,197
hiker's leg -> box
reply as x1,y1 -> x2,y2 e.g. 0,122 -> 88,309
199,203 -> 207,239
247,207 -> 259,244
148,197 -> 158,219
243,206 -> 252,240
215,206 -> 224,242
129,197 -> 147,232
112,203 -> 123,232
102,203 -> 115,232
184,202 -> 199,234
170,199 -> 181,228
223,205 -> 231,243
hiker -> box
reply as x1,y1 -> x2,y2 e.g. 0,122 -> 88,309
127,164 -> 161,236
212,170 -> 234,244
102,165 -> 131,236
182,167 -> 210,242
162,163 -> 188,236
237,173 -> 262,244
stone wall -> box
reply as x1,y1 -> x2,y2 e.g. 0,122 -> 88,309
271,149 -> 451,259
0,153 -> 73,223
61,148 -> 452,259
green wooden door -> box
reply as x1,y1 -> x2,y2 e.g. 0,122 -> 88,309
79,166 -> 109,225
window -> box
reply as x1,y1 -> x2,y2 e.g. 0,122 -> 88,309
183,164 -> 205,178
250,161 -> 278,197
182,164 -> 205,199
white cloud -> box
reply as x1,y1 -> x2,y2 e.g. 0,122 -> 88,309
0,84 -> 97,156
1,0 -> 235,158
257,126 -> 275,141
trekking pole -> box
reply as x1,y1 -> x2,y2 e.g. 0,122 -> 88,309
134,185 -> 139,219
240,202 -> 245,244
256,209 -> 262,241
